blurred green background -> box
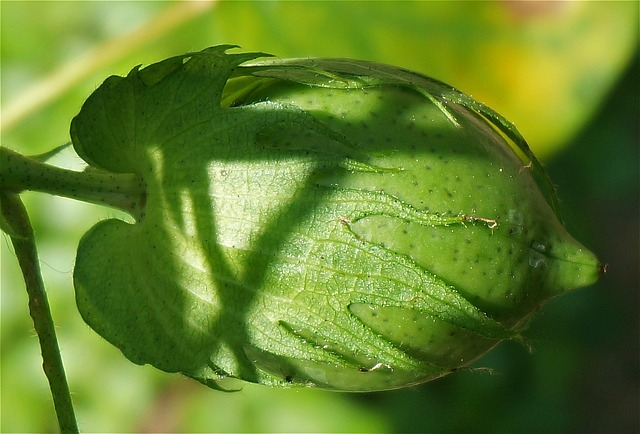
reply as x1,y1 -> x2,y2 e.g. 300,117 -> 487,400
1,1 -> 638,432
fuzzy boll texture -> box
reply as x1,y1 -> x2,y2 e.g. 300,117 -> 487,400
70,46 -> 601,391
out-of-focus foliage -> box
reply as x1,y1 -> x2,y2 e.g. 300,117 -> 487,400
1,2 -> 638,432
3,2 -> 637,157
207,1 -> 637,158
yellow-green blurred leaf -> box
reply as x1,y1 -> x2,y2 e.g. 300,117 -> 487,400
208,1 -> 638,157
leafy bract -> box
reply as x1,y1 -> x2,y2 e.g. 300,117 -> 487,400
70,46 -> 600,391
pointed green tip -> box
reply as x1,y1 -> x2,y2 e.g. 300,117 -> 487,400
547,237 -> 603,294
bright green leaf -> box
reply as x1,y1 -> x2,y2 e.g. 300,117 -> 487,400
70,46 -> 601,392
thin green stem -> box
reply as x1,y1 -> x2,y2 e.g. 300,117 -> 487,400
0,192 -> 79,433
0,146 -> 145,221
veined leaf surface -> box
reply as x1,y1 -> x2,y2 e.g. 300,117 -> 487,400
71,46 -> 600,391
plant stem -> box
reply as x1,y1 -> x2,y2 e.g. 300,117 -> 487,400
0,192 -> 79,433
0,146 -> 145,221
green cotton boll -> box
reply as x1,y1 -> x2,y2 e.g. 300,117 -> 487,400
70,45 -> 602,392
